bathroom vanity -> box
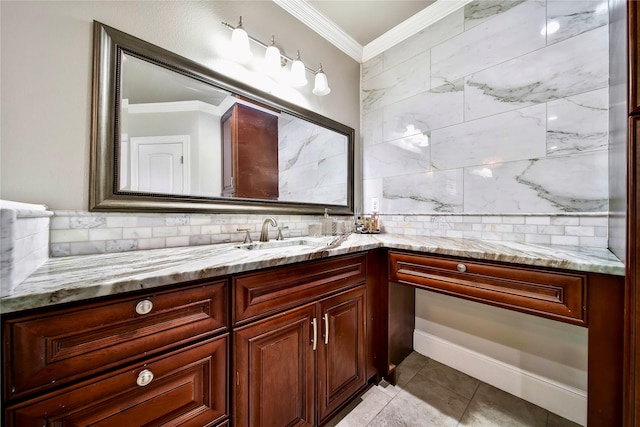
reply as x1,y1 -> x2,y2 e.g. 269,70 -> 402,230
0,235 -> 625,426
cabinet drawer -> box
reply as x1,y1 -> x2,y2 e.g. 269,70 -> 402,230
5,335 -> 229,427
234,254 -> 366,325
389,252 -> 586,325
3,279 -> 228,399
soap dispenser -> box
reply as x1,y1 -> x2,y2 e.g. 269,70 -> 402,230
322,208 -> 336,236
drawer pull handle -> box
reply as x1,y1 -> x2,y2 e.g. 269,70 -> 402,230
136,369 -> 154,387
323,313 -> 329,345
456,263 -> 467,273
311,318 -> 318,351
135,299 -> 153,315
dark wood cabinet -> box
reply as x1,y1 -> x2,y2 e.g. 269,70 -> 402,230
5,336 -> 229,427
234,287 -> 366,427
2,279 -> 230,427
233,304 -> 316,427
389,252 -> 587,325
627,3 -> 640,426
232,255 -> 369,427
385,250 -> 624,427
316,287 -> 366,424
221,103 -> 279,200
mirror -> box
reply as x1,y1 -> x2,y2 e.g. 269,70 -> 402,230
91,21 -> 354,215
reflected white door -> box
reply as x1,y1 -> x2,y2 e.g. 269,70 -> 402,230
130,135 -> 190,194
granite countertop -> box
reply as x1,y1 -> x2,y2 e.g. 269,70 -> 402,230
0,234 -> 625,315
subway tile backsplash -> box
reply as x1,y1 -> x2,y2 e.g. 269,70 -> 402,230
47,211 -> 609,257
379,213 -> 608,247
49,212 -> 334,257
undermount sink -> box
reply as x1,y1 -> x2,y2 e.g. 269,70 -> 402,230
235,236 -> 343,251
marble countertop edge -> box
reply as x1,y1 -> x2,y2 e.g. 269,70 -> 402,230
0,234 -> 624,315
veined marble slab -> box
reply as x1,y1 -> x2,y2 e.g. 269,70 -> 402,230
546,88 -> 608,156
384,8 -> 464,71
546,0 -> 608,46
362,51 -> 430,114
464,0 -> 527,31
464,25 -> 608,121
432,0 -> 545,88
382,79 -> 464,143
382,169 -> 464,213
464,150 -> 608,213
363,139 -> 430,180
431,104 -> 546,170
0,234 -> 623,314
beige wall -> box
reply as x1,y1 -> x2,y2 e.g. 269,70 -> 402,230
0,1 -> 360,210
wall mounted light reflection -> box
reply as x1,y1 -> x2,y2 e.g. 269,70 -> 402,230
264,36 -> 282,77
231,16 -> 252,62
540,21 -> 560,36
222,17 -> 331,96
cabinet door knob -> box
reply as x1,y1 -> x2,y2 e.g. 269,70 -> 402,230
136,369 -> 154,387
456,263 -> 467,273
135,299 -> 153,315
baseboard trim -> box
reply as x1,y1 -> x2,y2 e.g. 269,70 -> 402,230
413,329 -> 587,426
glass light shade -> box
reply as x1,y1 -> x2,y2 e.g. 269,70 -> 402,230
231,26 -> 252,62
313,71 -> 331,96
264,44 -> 282,76
290,58 -> 308,87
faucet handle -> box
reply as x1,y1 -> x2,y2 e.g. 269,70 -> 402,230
237,228 -> 253,244
276,226 -> 289,241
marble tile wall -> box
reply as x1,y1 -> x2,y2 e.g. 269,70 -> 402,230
362,0 -> 610,237
278,115 -> 349,205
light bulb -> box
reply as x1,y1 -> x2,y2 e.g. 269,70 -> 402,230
290,51 -> 307,87
264,36 -> 282,77
312,65 -> 331,96
231,17 -> 252,62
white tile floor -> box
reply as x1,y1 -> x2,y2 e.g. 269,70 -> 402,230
326,352 -> 581,427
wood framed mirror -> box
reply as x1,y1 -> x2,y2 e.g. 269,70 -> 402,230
90,21 -> 354,215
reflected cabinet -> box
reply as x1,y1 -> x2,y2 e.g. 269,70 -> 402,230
221,103 -> 279,200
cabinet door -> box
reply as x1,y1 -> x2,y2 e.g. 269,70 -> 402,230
234,304 -> 316,427
5,335 -> 228,427
317,286 -> 367,423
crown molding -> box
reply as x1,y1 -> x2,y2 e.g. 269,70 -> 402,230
362,0 -> 473,62
273,0 -> 472,64
273,0 -> 363,62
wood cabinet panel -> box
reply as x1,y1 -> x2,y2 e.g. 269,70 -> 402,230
233,304 -> 316,427
317,286 -> 366,423
5,335 -> 229,427
389,252 -> 586,325
221,103 -> 279,199
3,279 -> 228,400
630,0 -> 640,112
233,254 -> 366,325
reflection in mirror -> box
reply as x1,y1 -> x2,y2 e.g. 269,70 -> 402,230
91,21 -> 354,214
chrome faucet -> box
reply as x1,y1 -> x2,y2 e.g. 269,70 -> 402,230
259,217 -> 278,242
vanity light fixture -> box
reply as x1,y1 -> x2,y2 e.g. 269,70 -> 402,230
222,17 -> 331,96
290,51 -> 308,87
313,64 -> 331,96
231,16 -> 252,62
264,36 -> 282,77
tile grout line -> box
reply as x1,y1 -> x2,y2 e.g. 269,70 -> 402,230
456,380 -> 481,426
